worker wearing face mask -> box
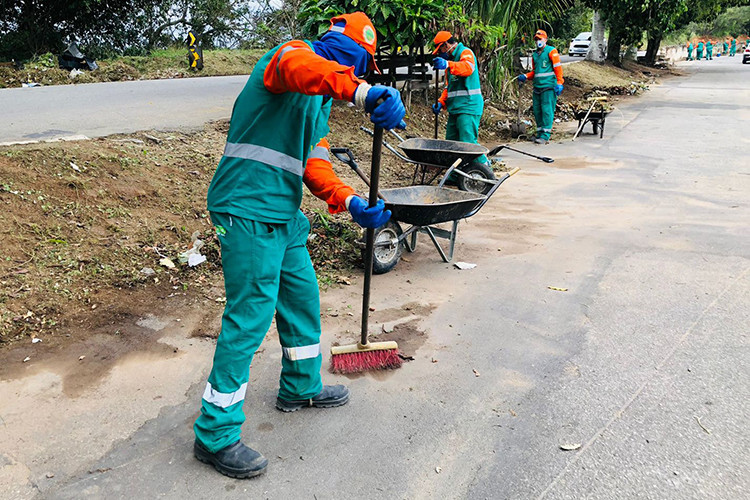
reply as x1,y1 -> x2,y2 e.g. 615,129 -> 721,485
516,30 -> 564,145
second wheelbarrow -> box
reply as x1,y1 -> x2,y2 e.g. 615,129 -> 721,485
361,127 -> 497,195
331,147 -> 520,274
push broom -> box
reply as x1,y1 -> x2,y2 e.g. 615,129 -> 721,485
330,126 -> 402,374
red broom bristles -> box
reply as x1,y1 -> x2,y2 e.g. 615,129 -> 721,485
330,348 -> 403,374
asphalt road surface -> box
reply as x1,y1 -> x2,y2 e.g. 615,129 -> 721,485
1,56 -> 748,499
0,57 -> 587,145
0,75 -> 248,144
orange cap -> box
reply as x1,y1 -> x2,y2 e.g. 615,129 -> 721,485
329,12 -> 381,73
432,31 -> 453,54
534,30 -> 548,40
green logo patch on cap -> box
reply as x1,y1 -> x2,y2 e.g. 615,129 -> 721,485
215,225 -> 227,236
363,26 -> 375,45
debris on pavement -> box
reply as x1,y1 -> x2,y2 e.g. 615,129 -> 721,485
435,466 -> 442,474
454,262 -> 477,270
79,355 -> 86,361
473,369 -> 480,377
559,443 -> 582,451
547,286 -> 568,292
23,356 -> 31,363
31,337 -> 42,344
694,415 -> 712,434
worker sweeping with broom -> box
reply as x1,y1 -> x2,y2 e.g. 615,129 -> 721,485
193,11 -> 406,479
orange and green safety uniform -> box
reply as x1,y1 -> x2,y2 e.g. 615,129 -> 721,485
687,42 -> 694,60
437,43 -> 487,164
697,41 -> 704,59
524,44 -> 564,141
706,41 -> 713,60
730,39 -> 736,56
195,39 -> 365,453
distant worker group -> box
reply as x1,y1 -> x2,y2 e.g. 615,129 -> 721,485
687,37 -> 741,60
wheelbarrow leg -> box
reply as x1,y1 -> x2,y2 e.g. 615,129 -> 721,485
423,220 -> 460,263
600,117 -> 605,138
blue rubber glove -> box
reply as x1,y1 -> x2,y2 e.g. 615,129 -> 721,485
554,84 -> 564,96
517,74 -> 527,84
432,102 -> 443,115
364,85 -> 406,130
349,197 -> 391,229
432,57 -> 448,70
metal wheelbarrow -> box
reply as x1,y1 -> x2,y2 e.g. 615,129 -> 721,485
361,127 -> 497,195
574,109 -> 610,138
331,148 -> 520,274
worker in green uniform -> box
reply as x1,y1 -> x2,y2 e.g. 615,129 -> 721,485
193,12 -> 405,479
431,31 -> 488,167
706,40 -> 713,60
687,41 -> 694,61
722,40 -> 729,56
697,40 -> 704,60
730,38 -> 736,57
516,30 -> 564,145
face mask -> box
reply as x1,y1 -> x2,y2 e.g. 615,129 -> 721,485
314,29 -> 370,77
536,39 -> 546,49
438,51 -> 451,60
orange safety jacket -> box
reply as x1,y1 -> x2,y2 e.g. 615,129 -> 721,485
263,40 -> 360,213
524,46 -> 564,86
438,46 -> 478,107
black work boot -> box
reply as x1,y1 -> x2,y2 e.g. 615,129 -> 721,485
194,440 -> 268,479
275,384 -> 350,412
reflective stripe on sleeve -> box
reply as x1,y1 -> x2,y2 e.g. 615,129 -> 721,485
282,343 -> 321,361
223,142 -> 304,177
446,88 -> 482,98
553,62 -> 562,68
276,45 -> 302,74
534,72 -> 555,78
308,146 -> 330,162
202,382 -> 248,408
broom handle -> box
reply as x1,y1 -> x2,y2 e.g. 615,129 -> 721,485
361,126 -> 383,347
434,69 -> 439,139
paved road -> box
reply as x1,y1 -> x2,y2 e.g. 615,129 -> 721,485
0,75 -> 248,144
0,55 -> 589,145
2,57 -> 748,499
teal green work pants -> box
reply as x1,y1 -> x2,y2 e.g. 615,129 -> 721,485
532,88 -> 557,141
697,49 -> 703,59
194,210 -> 323,453
446,113 -> 488,164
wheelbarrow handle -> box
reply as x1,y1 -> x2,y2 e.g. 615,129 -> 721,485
437,158 -> 464,188
360,127 -> 410,162
330,147 -> 386,201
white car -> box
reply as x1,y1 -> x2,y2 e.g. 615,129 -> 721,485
569,32 -> 591,56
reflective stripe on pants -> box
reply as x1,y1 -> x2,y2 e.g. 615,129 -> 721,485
194,210 -> 323,453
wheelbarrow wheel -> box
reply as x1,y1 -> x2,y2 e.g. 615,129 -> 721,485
458,162 -> 495,195
365,220 -> 403,275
